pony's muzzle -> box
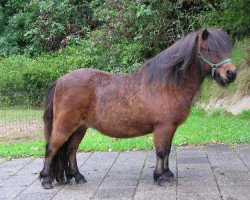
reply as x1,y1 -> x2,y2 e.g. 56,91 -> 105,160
215,62 -> 237,86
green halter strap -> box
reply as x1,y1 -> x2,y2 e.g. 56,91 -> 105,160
198,42 -> 232,79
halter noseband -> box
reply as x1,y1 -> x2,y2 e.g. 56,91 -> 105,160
198,41 -> 232,79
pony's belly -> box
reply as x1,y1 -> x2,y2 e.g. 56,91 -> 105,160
93,122 -> 153,138
100,128 -> 151,138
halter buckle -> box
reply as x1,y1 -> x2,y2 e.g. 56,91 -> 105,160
211,66 -> 217,79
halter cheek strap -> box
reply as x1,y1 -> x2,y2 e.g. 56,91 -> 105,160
198,42 -> 232,79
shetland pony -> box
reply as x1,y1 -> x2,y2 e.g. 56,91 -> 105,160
40,28 -> 237,189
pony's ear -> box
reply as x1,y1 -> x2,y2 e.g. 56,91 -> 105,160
201,29 -> 209,40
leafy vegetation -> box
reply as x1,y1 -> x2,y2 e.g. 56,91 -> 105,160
200,0 -> 250,39
0,0 -> 94,55
1,0 -> 249,57
0,0 -> 207,56
0,108 -> 249,158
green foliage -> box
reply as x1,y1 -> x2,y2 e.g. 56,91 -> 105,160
0,0 -> 94,55
91,0 -> 203,57
200,0 -> 250,39
0,39 -> 146,106
0,0 -> 206,56
1,0 -> 249,56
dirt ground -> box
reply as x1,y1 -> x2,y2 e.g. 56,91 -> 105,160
200,96 -> 250,114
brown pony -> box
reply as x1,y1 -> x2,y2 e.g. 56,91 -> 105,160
40,28 -> 237,189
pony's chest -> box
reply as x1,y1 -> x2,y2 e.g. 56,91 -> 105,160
148,94 -> 190,124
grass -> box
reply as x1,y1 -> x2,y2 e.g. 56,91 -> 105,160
0,107 -> 249,158
0,109 -> 42,124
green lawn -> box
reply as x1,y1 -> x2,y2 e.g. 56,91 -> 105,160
0,109 -> 42,124
0,108 -> 249,158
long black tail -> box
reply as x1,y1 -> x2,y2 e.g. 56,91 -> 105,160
42,81 -> 72,183
43,82 -> 56,143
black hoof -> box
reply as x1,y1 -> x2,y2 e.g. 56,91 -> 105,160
153,171 -> 161,182
75,173 -> 87,184
158,175 -> 171,186
76,177 -> 87,184
164,170 -> 174,178
41,175 -> 53,189
42,181 -> 53,189
154,170 -> 174,186
65,179 -> 71,184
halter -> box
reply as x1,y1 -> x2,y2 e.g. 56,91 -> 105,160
198,41 -> 232,79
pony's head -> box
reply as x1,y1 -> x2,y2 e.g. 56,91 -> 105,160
198,28 -> 237,86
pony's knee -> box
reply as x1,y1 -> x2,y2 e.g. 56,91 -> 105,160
45,143 -> 52,157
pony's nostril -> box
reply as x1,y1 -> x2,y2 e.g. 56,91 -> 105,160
226,70 -> 237,82
226,70 -> 233,76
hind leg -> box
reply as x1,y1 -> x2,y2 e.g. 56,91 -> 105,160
67,126 -> 87,184
40,112 -> 81,189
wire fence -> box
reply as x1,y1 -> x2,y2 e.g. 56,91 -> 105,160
0,108 -> 44,143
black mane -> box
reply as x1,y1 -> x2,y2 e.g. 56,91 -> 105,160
140,28 -> 233,86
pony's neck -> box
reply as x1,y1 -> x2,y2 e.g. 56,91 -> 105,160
174,60 -> 205,109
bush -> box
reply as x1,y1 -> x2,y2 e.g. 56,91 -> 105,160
0,0 -> 94,55
0,0 -> 206,56
0,39 -> 145,107
92,0 -> 204,57
1,0 -> 249,56
200,0 -> 250,39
